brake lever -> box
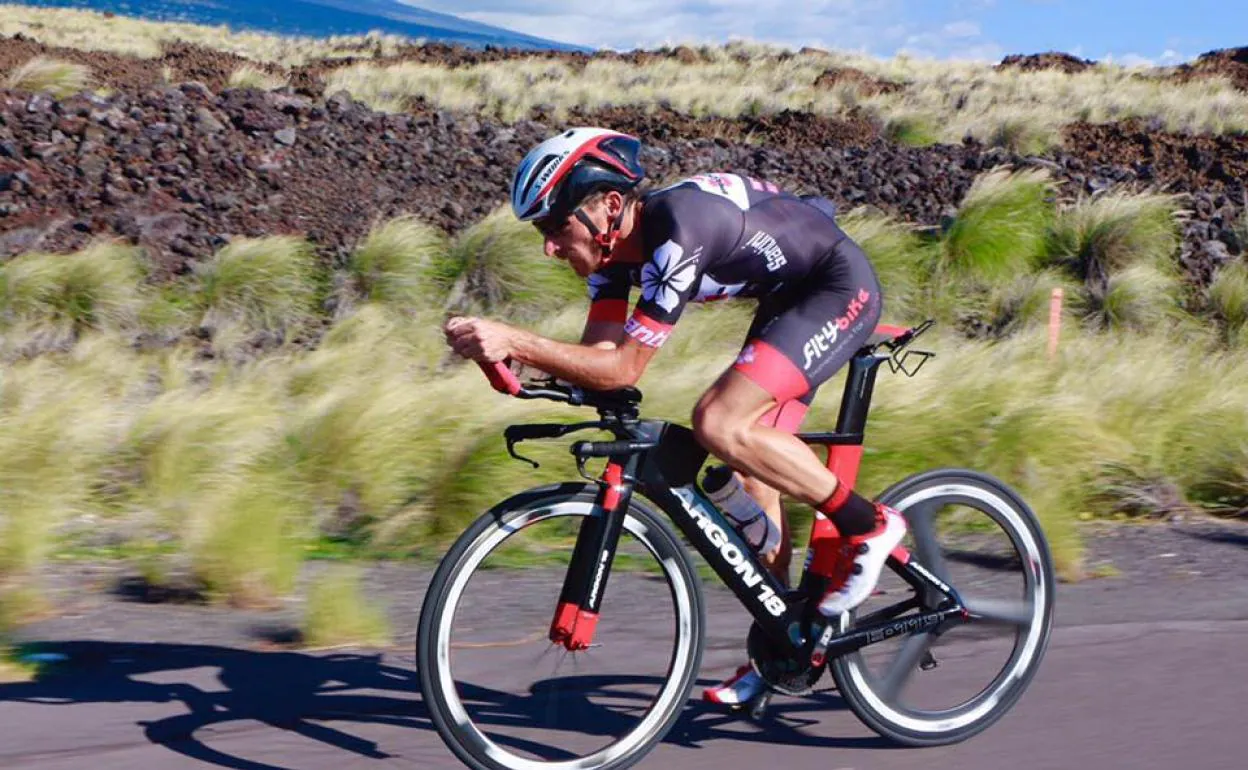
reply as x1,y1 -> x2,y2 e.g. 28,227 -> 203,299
503,421 -> 606,469
505,436 -> 540,468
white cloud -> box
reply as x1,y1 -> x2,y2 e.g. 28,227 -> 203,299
942,21 -> 981,38
1108,53 -> 1157,68
403,1 -> 1008,59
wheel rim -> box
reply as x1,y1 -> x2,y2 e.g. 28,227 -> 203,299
841,481 -> 1050,734
432,500 -> 697,769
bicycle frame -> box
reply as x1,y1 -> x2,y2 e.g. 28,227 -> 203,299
544,333 -> 965,662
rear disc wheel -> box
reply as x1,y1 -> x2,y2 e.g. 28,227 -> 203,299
830,469 -> 1055,746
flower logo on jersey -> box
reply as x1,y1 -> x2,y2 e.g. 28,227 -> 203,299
641,240 -> 697,313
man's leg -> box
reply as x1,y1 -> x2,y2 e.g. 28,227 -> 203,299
701,239 -> 906,708
693,371 -> 839,508
740,476 -> 789,586
695,368 -> 906,608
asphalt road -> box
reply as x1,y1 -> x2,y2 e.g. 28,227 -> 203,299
2,541 -> 1245,770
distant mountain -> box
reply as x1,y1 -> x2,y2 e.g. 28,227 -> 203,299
14,0 -> 589,51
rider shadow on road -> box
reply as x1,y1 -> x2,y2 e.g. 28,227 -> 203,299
0,640 -> 421,770
0,641 -> 890,769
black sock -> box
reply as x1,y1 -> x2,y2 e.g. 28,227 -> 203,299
817,486 -> 878,537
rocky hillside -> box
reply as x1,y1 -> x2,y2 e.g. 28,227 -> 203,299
0,38 -> 1245,288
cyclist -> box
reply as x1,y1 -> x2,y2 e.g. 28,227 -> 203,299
445,127 -> 907,707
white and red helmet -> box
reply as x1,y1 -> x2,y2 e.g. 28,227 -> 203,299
510,127 -> 645,223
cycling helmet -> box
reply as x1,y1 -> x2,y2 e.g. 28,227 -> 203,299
510,127 -> 645,225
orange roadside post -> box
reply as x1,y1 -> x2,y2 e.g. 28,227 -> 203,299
1048,287 -> 1063,360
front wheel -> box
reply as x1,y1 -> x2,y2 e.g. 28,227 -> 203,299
830,469 -> 1055,746
417,483 -> 706,770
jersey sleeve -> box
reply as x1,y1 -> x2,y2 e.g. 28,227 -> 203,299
624,189 -> 732,349
585,262 -> 632,324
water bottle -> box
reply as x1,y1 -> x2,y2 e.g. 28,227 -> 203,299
702,465 -> 782,555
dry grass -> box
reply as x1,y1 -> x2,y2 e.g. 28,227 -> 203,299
301,567 -> 392,648
323,51 -> 1248,144
227,64 -> 287,91
6,6 -> 1247,142
3,55 -> 93,97
0,4 -> 410,65
0,181 -> 1242,617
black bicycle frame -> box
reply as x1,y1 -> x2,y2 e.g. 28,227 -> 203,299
548,343 -> 964,660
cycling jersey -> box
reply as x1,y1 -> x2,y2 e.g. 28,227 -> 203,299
587,173 -> 882,427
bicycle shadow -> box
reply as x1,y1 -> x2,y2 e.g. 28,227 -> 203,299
0,640 -> 889,769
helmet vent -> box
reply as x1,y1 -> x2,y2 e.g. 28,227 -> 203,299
521,155 -> 558,202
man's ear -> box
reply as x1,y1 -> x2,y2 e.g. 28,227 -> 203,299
605,190 -> 625,216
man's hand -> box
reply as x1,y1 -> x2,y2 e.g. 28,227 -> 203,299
444,316 -> 516,362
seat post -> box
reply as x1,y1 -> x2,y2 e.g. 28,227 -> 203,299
834,351 -> 887,438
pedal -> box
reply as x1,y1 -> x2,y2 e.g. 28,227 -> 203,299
747,691 -> 772,721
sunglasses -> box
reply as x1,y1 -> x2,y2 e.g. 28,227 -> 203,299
533,212 -> 575,239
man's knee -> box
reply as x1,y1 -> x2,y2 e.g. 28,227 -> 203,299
691,393 -> 751,456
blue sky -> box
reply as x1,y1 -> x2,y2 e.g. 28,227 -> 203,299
404,1 -> 1241,64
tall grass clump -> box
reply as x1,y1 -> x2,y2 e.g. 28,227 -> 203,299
0,242 -> 144,354
301,567 -> 392,648
185,463 -> 311,607
882,114 -> 940,148
977,268 -> 1080,338
1045,192 -> 1184,331
940,168 -> 1055,283
0,643 -> 38,683
195,236 -> 319,338
284,310 -> 455,535
1076,264 -> 1183,332
4,56 -> 93,97
434,207 -> 585,320
1207,260 -> 1248,347
227,64 -> 287,91
345,215 -> 447,308
986,114 -> 1062,156
126,378 -> 287,528
0,336 -> 141,618
1046,192 -> 1183,281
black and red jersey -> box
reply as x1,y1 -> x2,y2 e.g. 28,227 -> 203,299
586,173 -> 853,348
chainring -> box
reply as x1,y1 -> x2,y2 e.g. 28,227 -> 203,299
746,613 -> 825,697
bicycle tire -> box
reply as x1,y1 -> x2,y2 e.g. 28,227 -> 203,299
830,468 -> 1056,746
417,482 -> 706,770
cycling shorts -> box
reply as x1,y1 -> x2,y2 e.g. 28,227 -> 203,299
736,235 -> 882,432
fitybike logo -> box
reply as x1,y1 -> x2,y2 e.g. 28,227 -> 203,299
745,230 -> 787,271
801,288 -> 872,371
672,487 -> 786,617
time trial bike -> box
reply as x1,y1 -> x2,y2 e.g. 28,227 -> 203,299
417,321 -> 1055,770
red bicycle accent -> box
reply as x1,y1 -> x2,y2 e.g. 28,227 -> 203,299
477,360 -> 522,396
549,601 -> 601,651
601,462 -> 624,511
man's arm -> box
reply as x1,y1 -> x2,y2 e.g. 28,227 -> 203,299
580,318 -> 625,350
510,326 -> 656,391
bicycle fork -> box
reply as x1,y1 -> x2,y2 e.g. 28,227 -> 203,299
548,454 -> 641,652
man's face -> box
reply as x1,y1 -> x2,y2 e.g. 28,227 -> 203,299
535,195 -> 613,277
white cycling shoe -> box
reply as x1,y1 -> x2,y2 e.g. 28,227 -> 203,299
703,664 -> 764,706
817,506 -> 908,617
